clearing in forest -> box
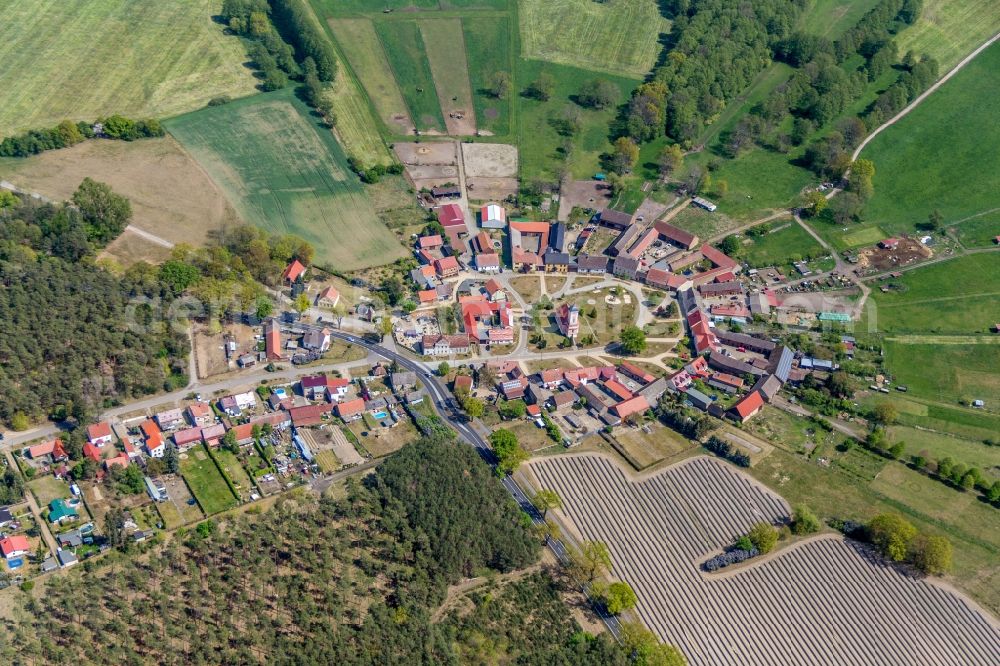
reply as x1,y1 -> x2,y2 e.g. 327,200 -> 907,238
0,0 -> 257,135
164,89 -> 407,271
518,0 -> 671,78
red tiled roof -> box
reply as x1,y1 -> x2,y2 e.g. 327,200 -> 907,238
619,361 -> 655,384
174,427 -> 203,446
265,319 -> 282,361
83,443 -> 102,462
437,203 -> 465,227
418,234 -> 443,249
187,403 -> 211,419
476,253 -> 500,269
700,244 -> 737,269
612,395 -> 650,419
230,423 -> 255,442
290,403 -> 329,426
27,439 -> 59,458
485,278 -> 502,295
0,535 -> 29,557
454,375 -> 473,392
282,259 -> 306,282
418,289 -> 437,304
87,422 -> 112,441
318,286 -> 340,303
435,256 -> 460,275
603,379 -> 634,401
336,398 -> 365,418
654,221 -> 697,248
732,390 -> 764,419
105,455 -> 130,470
526,404 -> 541,416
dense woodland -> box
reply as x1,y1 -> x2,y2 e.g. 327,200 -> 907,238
0,186 -> 187,428
0,437 -> 635,665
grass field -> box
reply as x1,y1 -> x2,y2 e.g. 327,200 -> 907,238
895,0 -> 1000,71
376,21 -> 447,132
328,18 -> 413,132
740,220 -> 827,268
860,42 -> 1000,235
518,59 -> 639,182
953,212 -> 1000,248
326,74 -> 394,166
181,448 -> 238,515
165,89 -> 407,270
420,19 -> 477,134
887,426 -> 1000,474
798,0 -> 885,38
883,342 -> 1000,405
27,476 -> 70,507
315,0 -> 508,14
867,254 -> 1000,334
0,0 -> 258,136
519,0 -> 670,78
841,226 -> 886,247
0,136 -> 238,251
463,16 -> 513,135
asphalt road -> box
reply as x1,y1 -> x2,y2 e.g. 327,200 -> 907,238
326,331 -> 624,640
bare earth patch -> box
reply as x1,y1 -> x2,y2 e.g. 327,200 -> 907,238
462,143 -> 519,178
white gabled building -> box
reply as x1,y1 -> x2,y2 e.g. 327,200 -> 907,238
481,203 -> 507,229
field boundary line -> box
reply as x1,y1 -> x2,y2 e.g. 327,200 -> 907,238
853,30 -> 1000,160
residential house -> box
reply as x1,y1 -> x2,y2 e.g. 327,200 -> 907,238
612,395 -> 650,420
290,404 -> 329,427
173,427 -> 203,452
481,203 -> 507,229
411,266 -> 436,290
453,374 -> 474,394
418,234 -> 443,251
0,506 -> 13,528
27,439 -> 68,463
751,374 -> 783,402
86,422 -> 115,447
539,368 -> 564,390
57,550 -> 79,568
316,286 -> 340,309
335,398 -> 365,422
549,222 -> 567,253
300,375 -> 328,400
391,372 -> 417,392
484,278 -> 505,302
187,402 -> 214,427
555,303 -> 580,339
654,221 -> 699,249
499,377 -> 527,400
418,289 -> 437,305
475,252 -> 501,273
687,309 -> 718,355
57,529 -> 83,548
105,454 -> 131,470
512,246 -> 543,272
549,390 -> 577,411
434,256 -> 460,278
264,319 -> 282,361
229,423 -> 256,445
48,499 -> 78,524
201,424 -> 226,447
543,250 -> 571,273
82,443 -> 102,463
668,369 -> 693,392
707,372 -> 744,394
421,334 -> 472,356
880,238 -> 900,250
487,327 -> 514,345
612,255 -> 641,280
302,327 -> 332,352
576,254 -> 609,275
730,390 -> 764,422
472,231 -> 493,254
437,203 -> 466,231
141,420 -> 165,458
598,209 -> 633,229
155,408 -> 185,431
326,377 -> 351,401
0,535 -> 30,560
282,259 -> 307,284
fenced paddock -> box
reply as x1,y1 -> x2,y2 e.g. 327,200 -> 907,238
529,454 -> 1000,665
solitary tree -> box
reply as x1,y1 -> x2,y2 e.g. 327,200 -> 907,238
531,489 -> 563,517
489,71 -> 512,99
577,79 -> 620,109
526,73 -> 555,101
378,314 -> 394,340
490,428 -> 528,474
437,361 -> 450,377
872,402 -> 898,426
293,292 -> 310,315
572,540 -> 612,582
619,326 -> 647,355
658,144 -> 684,178
462,396 -> 484,419
791,505 -> 821,535
719,235 -> 741,256
331,303 -> 346,328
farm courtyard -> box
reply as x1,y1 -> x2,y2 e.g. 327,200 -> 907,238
528,454 -> 1000,665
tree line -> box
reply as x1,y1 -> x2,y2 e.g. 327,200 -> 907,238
0,115 -> 164,158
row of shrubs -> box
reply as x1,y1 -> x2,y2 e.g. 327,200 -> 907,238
704,436 -> 751,468
0,115 -> 163,157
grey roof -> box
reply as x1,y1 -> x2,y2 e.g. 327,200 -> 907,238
714,330 -> 776,353
41,557 -> 58,572
769,346 -> 795,383
752,374 -> 783,401
57,550 -> 78,566
613,255 -> 641,275
543,250 -> 571,265
391,371 -> 417,389
610,225 -> 641,256
708,351 -> 765,377
577,254 -> 609,271
749,292 -> 771,315
405,390 -> 425,404
550,222 -> 567,253
699,281 -> 743,295
0,506 -> 12,524
599,209 -> 633,228
685,388 -> 712,409
676,287 -> 700,316
638,377 -> 668,403
58,530 -> 83,548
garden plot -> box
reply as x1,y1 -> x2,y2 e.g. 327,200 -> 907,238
528,453 -> 1000,666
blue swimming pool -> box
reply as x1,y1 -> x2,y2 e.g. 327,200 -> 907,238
7,558 -> 23,569
372,411 -> 388,419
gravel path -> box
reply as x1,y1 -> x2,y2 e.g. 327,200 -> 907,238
530,454 -> 1000,665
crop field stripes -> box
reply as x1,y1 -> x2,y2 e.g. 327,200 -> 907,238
529,454 -> 1000,665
